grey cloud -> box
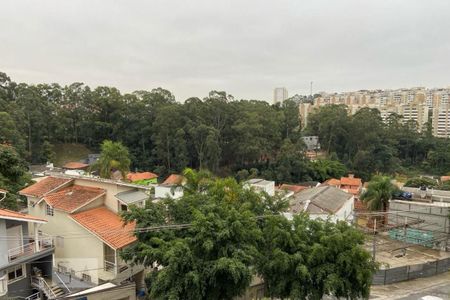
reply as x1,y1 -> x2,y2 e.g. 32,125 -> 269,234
1,0 -> 450,101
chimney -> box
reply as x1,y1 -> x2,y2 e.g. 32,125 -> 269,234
348,174 -> 354,179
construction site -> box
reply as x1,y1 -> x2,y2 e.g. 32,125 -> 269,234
354,191 -> 450,285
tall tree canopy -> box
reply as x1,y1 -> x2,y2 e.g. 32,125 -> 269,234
121,170 -> 376,300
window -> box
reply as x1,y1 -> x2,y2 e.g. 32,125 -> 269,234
7,265 -> 25,284
81,273 -> 91,283
46,204 -> 54,216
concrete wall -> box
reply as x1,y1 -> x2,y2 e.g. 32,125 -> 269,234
0,220 -> 8,267
373,258 -> 450,285
389,200 -> 450,249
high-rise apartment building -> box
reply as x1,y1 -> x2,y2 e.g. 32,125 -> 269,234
273,87 -> 288,104
399,102 -> 429,132
432,104 -> 450,138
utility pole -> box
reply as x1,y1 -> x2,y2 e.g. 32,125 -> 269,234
310,81 -> 313,100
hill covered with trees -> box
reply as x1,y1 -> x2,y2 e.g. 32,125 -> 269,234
1,71 -> 449,183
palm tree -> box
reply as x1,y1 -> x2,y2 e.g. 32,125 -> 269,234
182,168 -> 214,194
361,175 -> 398,225
94,140 -> 131,179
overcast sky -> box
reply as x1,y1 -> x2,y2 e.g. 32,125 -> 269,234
2,1 -> 450,101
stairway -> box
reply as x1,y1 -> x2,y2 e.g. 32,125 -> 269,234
49,285 -> 65,299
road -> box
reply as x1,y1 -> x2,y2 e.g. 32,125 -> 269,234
370,271 -> 450,299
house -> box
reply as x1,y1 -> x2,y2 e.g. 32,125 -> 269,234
0,209 -> 55,299
323,174 -> 363,198
19,176 -> 150,289
339,174 -> 363,197
154,174 -> 185,199
244,179 -> 275,196
126,172 -> 158,185
286,185 -> 354,222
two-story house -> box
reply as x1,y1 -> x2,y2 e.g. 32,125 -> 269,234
19,176 -> 151,289
0,208 -> 55,299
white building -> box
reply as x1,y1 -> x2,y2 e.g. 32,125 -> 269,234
286,186 -> 354,223
273,87 -> 288,104
245,179 -> 275,196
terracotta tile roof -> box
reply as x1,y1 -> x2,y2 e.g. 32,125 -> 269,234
441,176 -> 450,182
323,178 -> 341,186
162,174 -> 184,185
70,206 -> 136,249
279,184 -> 309,194
63,162 -> 90,170
0,208 -> 47,223
19,177 -> 73,198
43,185 -> 105,213
127,172 -> 158,182
340,176 -> 362,187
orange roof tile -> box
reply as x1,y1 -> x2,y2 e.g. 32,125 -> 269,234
0,208 -> 47,223
20,177 -> 73,198
63,162 -> 90,170
323,178 -> 341,186
441,176 -> 450,182
127,172 -> 158,182
43,185 -> 105,213
340,176 -> 362,187
279,184 -> 309,193
70,206 -> 136,249
162,174 -> 184,185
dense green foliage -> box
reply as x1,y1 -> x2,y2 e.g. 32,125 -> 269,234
361,176 -> 398,212
2,71 -> 449,182
257,215 -> 376,300
0,145 -> 32,210
92,140 -> 131,179
404,177 -> 438,188
121,171 -> 376,300
306,105 -> 450,180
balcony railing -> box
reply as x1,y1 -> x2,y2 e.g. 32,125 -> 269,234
8,236 -> 53,262
104,260 -> 129,275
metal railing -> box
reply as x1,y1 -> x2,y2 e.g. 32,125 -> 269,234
8,236 -> 53,262
31,276 -> 56,299
25,292 -> 41,300
104,260 -> 129,274
54,269 -> 71,293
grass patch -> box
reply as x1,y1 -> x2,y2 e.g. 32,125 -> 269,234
53,143 -> 92,167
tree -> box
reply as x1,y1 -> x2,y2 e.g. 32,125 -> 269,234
121,173 -> 276,300
256,214 -> 377,300
404,177 -> 438,188
361,175 -> 397,212
0,144 -> 31,210
309,159 -> 347,182
94,140 -> 131,179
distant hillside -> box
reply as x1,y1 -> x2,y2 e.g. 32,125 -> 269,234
53,143 -> 92,167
